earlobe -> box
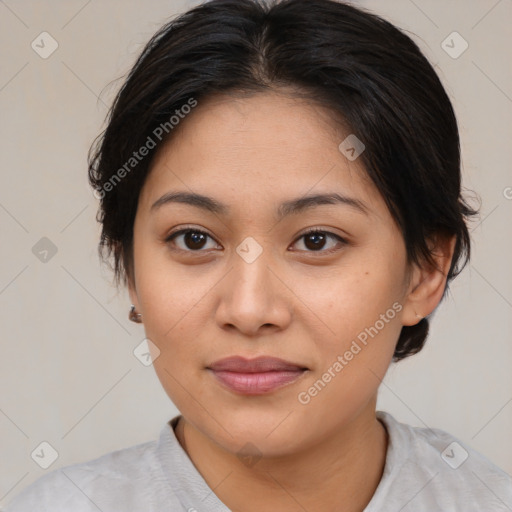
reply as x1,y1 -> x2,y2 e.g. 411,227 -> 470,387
127,276 -> 143,323
127,274 -> 139,310
401,235 -> 456,326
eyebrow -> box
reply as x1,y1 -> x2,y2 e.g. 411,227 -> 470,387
150,191 -> 368,219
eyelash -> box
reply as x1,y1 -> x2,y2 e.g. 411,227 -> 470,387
165,226 -> 347,255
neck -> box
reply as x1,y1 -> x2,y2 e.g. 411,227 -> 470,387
174,402 -> 388,512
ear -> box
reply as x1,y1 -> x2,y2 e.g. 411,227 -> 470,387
127,272 -> 140,310
401,235 -> 457,326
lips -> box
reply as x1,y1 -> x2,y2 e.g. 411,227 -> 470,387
207,356 -> 308,395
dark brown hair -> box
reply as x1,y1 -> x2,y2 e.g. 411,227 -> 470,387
88,0 -> 478,360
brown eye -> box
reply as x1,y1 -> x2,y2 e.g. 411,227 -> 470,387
292,230 -> 347,253
166,228 -> 218,252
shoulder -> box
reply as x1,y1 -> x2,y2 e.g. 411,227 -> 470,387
371,411 -> 512,511
3,438 -> 166,512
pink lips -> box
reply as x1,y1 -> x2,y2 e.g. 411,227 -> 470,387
207,356 -> 308,395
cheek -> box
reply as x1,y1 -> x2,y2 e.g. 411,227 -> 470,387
134,236 -> 204,329
298,259 -> 405,398
139,277 -> 208,356
295,288 -> 402,427
315,262 -> 404,344
138,268 -> 213,413
310,254 -> 404,373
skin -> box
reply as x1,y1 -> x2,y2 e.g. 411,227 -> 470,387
128,90 -> 455,512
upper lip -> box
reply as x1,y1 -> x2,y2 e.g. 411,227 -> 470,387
207,356 -> 308,373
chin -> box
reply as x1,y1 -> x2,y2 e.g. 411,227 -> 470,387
198,402 -> 312,455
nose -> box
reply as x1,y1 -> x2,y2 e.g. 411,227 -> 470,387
214,248 -> 292,337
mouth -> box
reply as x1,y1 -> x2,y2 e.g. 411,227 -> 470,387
206,356 -> 309,395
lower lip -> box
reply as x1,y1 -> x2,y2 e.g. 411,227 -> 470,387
209,369 -> 306,395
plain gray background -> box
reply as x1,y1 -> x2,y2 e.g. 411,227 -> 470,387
1,0 -> 511,505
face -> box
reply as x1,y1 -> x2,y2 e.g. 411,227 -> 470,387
129,91 -> 415,456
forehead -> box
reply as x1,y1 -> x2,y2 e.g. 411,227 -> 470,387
139,91 -> 385,217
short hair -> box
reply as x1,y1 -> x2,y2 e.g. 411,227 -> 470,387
88,0 -> 478,361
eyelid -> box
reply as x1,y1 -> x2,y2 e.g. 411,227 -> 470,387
165,225 -> 214,241
165,225 -> 220,248
165,225 -> 348,253
296,226 -> 348,241
291,227 -> 348,253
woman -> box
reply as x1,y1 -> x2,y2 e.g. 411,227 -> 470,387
6,0 -> 512,510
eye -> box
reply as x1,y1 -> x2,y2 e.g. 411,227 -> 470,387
165,227 -> 219,252
165,226 -> 347,254
291,228 -> 347,254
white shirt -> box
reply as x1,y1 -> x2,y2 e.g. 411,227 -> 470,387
4,411 -> 512,511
